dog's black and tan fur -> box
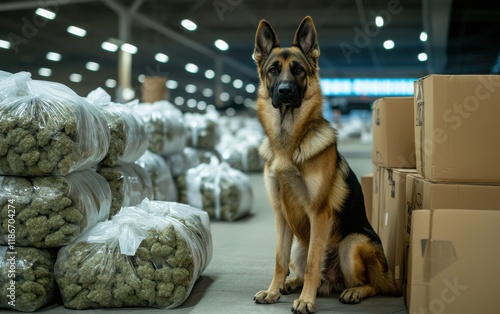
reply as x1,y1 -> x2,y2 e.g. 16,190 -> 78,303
253,16 -> 400,314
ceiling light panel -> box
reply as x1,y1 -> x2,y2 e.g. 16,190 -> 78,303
121,43 -> 138,54
102,41 -> 118,52
181,19 -> 197,31
35,8 -> 56,20
185,63 -> 199,73
67,26 -> 86,37
46,52 -> 61,61
214,39 -> 229,51
155,53 -> 169,63
86,62 -> 100,71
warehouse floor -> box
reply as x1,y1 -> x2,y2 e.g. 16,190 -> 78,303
38,138 -> 407,314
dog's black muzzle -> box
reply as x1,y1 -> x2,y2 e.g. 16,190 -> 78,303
272,82 -> 301,109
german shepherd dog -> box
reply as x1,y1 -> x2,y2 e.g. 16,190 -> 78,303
253,16 -> 400,313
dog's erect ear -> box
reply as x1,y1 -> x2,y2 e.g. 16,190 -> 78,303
292,16 -> 320,62
254,19 -> 280,65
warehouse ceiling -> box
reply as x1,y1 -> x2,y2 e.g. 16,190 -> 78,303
1,0 -> 499,112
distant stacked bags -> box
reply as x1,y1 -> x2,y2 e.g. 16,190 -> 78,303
365,74 -> 500,314
85,88 -> 154,218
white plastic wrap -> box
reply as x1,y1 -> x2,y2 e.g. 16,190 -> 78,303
0,169 -> 112,248
183,158 -> 253,221
132,101 -> 186,156
217,132 -> 264,172
135,150 -> 178,202
166,147 -> 201,178
54,199 -> 212,310
97,163 -> 154,218
184,112 -> 221,149
0,246 -> 56,312
0,72 -> 110,176
86,88 -> 149,166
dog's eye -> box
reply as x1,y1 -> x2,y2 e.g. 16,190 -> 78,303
268,66 -> 278,74
294,66 -> 304,74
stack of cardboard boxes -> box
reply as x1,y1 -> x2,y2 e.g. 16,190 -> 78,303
365,75 -> 500,314
368,96 -> 417,292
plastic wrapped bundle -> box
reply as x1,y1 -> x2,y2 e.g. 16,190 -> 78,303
86,88 -> 149,167
0,246 -> 56,312
217,133 -> 264,172
0,169 -> 111,248
55,199 -> 212,310
132,101 -> 186,156
135,150 -> 178,202
184,112 -> 221,149
165,147 -> 201,178
0,72 -> 110,176
97,163 -> 154,218
181,158 -> 253,221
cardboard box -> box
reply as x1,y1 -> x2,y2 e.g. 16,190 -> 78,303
407,209 -> 500,314
405,174 -> 500,236
403,174 -> 500,305
361,173 -> 373,226
372,97 -> 416,168
414,74 -> 500,183
372,165 -> 383,234
377,168 -> 416,290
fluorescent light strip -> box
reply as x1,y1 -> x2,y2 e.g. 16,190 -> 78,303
101,41 -> 118,52
205,69 -> 215,79
185,63 -> 199,73
320,78 -> 416,96
181,19 -> 197,31
86,62 -> 100,71
35,8 -> 56,20
233,79 -> 243,89
46,52 -> 61,61
69,73 -> 82,83
155,53 -> 169,63
166,80 -> 178,89
420,32 -> 428,42
221,74 -> 231,83
67,26 -> 86,37
105,79 -> 117,88
0,39 -> 11,49
121,43 -> 137,54
38,68 -> 52,77
245,84 -> 256,93
383,40 -> 395,50
214,39 -> 229,51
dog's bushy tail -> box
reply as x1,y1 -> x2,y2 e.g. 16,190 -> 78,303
364,244 -> 402,297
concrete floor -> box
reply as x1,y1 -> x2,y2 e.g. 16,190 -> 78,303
37,138 -> 407,314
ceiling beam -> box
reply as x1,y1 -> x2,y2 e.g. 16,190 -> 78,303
422,0 -> 452,73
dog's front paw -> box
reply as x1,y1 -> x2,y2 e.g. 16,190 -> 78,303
339,288 -> 362,304
254,290 -> 281,304
291,298 -> 315,314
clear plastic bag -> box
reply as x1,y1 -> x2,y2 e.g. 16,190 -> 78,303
0,246 -> 56,312
97,163 -> 154,218
184,112 -> 221,149
217,132 -> 264,172
166,147 -> 201,178
0,72 -> 110,176
135,150 -> 178,202
184,158 -> 253,221
86,88 -> 149,166
0,169 -> 111,248
132,101 -> 186,156
54,199 -> 212,310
